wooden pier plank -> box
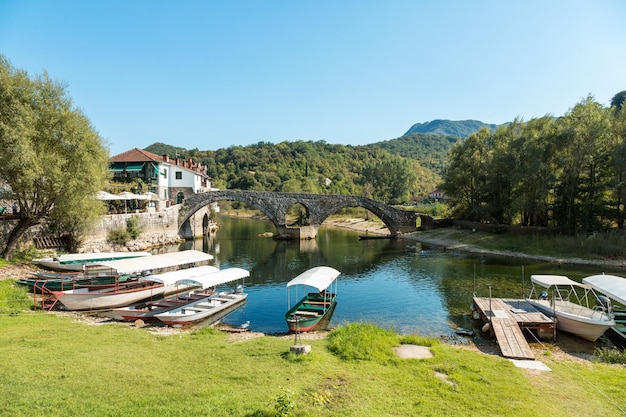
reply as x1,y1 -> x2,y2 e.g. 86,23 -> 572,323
472,297 -> 554,360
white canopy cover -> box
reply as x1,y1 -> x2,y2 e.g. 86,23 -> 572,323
93,250 -> 213,275
583,274 -> 626,306
184,267 -> 250,289
141,265 -> 219,285
286,266 -> 341,291
530,274 -> 588,288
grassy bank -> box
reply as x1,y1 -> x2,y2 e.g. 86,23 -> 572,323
1,313 -> 625,416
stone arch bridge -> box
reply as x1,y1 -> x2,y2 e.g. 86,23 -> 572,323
181,190 -> 429,239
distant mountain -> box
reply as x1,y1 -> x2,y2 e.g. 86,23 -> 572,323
404,119 -> 499,138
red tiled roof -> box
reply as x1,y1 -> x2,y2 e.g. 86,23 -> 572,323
110,148 -> 209,177
110,148 -> 162,163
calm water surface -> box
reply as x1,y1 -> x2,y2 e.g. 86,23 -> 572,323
171,216 -> 618,335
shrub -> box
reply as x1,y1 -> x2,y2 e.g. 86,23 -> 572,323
107,227 -> 131,245
326,322 -> 399,362
126,216 -> 143,240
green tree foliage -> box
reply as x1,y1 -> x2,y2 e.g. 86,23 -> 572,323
442,94 -> 626,233
146,140 -> 440,202
0,56 -> 110,258
611,90 -> 626,112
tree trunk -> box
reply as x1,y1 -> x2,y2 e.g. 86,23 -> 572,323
1,217 -> 38,260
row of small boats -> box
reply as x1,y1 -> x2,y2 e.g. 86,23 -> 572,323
21,250 -> 341,332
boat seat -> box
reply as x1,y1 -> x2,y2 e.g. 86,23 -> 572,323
182,307 -> 204,313
294,311 -> 318,316
195,302 -> 214,308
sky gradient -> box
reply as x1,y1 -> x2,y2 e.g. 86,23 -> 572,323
1,1 -> 625,156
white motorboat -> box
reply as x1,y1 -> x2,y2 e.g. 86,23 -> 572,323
526,274 -> 615,341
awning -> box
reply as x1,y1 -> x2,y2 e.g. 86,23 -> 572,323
91,250 -> 214,276
109,162 -> 145,172
286,266 -> 341,291
180,267 -> 250,288
141,265 -> 219,285
583,274 -> 626,305
530,274 -> 588,288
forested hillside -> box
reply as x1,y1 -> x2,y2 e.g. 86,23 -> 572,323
368,134 -> 461,174
145,141 -> 440,203
144,120 -> 502,202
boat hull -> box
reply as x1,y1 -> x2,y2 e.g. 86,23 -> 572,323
155,293 -> 247,326
527,299 -> 613,342
285,294 -> 337,332
53,283 -> 194,311
113,292 -> 213,322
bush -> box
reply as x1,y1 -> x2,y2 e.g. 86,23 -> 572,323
107,227 -> 131,245
326,322 -> 400,362
126,216 -> 143,240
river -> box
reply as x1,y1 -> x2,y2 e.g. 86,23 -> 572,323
170,215 -> 617,336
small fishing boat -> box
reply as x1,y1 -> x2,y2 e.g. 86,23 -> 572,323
154,268 -> 250,326
33,251 -> 152,271
51,268 -> 202,311
582,274 -> 626,347
526,274 -> 615,341
110,265 -> 220,321
49,251 -> 214,311
285,266 -> 340,333
17,272 -> 124,292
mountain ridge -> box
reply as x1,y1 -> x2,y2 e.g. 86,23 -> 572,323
403,119 -> 500,137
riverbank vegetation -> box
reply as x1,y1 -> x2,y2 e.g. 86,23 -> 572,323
1,314 -> 624,416
443,93 -> 626,234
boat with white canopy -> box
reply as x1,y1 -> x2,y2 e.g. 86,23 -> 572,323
33,251 -> 152,271
52,258 -> 212,310
108,265 -> 220,321
582,274 -> 626,346
526,274 -> 615,341
84,250 -> 213,276
285,266 -> 340,332
154,267 -> 250,326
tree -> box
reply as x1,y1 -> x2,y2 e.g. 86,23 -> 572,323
0,56 -> 110,259
611,90 -> 626,112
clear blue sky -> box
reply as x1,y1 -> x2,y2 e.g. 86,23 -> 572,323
1,1 -> 625,157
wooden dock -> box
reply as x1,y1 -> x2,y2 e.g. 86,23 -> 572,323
472,297 -> 555,360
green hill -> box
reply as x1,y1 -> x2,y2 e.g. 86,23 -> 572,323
404,119 -> 499,137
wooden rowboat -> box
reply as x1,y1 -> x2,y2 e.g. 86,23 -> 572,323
285,266 -> 340,333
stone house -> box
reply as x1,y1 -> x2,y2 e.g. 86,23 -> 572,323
109,148 -> 212,211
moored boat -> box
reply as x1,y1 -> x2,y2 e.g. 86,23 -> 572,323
285,266 -> 340,333
51,268 -> 202,311
49,251 -> 214,311
154,268 -> 249,326
582,274 -> 626,347
33,251 -> 152,271
84,250 -> 213,276
526,274 -> 615,342
110,265 -> 220,321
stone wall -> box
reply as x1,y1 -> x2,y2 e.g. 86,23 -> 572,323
79,205 -> 183,252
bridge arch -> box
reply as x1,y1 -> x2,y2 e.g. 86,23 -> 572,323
181,190 -> 421,239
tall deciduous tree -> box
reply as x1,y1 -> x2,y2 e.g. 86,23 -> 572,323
0,56 -> 110,258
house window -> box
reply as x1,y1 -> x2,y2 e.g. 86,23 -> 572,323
175,171 -> 182,180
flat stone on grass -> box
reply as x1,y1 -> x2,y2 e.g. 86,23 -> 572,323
394,344 -> 433,359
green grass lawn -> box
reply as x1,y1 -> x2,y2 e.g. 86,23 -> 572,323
1,313 -> 624,417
